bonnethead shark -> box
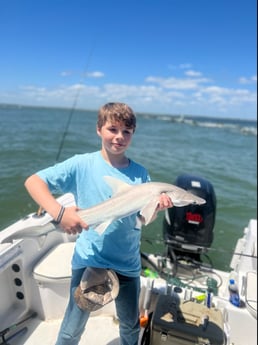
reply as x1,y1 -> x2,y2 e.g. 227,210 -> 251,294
78,176 -> 205,234
2,176 -> 206,241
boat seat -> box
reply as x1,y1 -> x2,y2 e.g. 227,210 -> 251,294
33,242 -> 75,283
245,271 -> 257,319
32,242 -> 76,320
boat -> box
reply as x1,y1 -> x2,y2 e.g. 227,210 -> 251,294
0,174 -> 257,345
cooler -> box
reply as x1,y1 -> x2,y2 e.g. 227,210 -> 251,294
150,294 -> 226,345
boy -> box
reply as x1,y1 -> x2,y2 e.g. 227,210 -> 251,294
25,102 -> 172,345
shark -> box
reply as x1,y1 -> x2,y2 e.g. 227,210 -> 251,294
78,176 -> 206,234
2,176 -> 206,241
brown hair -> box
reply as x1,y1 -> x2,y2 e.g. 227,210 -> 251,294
97,102 -> 136,130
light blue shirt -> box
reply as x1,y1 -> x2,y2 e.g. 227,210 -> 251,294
37,151 -> 150,277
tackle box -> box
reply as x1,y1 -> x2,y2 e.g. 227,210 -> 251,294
150,294 -> 226,345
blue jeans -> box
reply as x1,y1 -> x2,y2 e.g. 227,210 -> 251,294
55,268 -> 140,345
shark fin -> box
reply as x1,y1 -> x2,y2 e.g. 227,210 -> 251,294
140,198 -> 159,225
164,209 -> 171,225
103,176 -> 132,195
93,220 -> 112,235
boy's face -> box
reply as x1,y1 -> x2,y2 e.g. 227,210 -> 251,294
97,120 -> 134,155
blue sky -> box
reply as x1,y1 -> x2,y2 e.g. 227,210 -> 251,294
0,0 -> 257,119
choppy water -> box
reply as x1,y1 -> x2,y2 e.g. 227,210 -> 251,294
0,104 -> 257,271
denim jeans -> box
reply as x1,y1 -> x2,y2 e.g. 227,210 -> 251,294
55,268 -> 140,345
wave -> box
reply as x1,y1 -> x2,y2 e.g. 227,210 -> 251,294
139,113 -> 257,136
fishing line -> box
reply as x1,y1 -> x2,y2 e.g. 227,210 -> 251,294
141,236 -> 257,259
204,246 -> 257,259
55,44 -> 95,162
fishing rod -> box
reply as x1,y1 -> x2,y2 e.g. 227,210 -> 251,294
55,44 -> 95,162
37,45 -> 95,216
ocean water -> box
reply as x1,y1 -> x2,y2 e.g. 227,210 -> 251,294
0,104 -> 257,271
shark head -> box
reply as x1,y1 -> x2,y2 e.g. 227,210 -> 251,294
158,183 -> 206,207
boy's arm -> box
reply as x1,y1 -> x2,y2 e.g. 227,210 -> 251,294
24,174 -> 88,234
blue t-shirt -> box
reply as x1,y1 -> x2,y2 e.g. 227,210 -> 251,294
37,151 -> 150,277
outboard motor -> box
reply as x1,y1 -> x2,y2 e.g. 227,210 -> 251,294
163,174 -> 216,266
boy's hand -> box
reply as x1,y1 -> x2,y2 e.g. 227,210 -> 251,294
157,193 -> 173,211
139,193 -> 173,225
59,206 -> 89,235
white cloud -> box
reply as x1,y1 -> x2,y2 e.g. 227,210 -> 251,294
238,75 -> 257,84
179,63 -> 192,69
60,70 -> 105,79
85,71 -> 105,78
60,71 -> 72,77
184,70 -> 203,77
1,68 -> 256,119
145,76 -> 211,90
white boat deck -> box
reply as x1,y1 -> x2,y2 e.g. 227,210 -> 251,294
0,219 -> 257,345
5,300 -> 257,345
5,314 -> 121,345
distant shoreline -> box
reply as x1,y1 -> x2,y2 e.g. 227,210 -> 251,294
0,102 -> 256,123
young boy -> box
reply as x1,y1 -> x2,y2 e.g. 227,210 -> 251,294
24,102 -> 172,345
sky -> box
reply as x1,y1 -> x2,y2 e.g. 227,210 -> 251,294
0,0 -> 257,119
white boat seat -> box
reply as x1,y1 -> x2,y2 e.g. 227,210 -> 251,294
245,271 -> 257,319
33,242 -> 75,283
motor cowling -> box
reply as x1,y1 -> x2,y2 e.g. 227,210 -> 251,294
163,174 -> 216,251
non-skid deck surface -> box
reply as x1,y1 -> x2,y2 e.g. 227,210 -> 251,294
6,316 -> 120,345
